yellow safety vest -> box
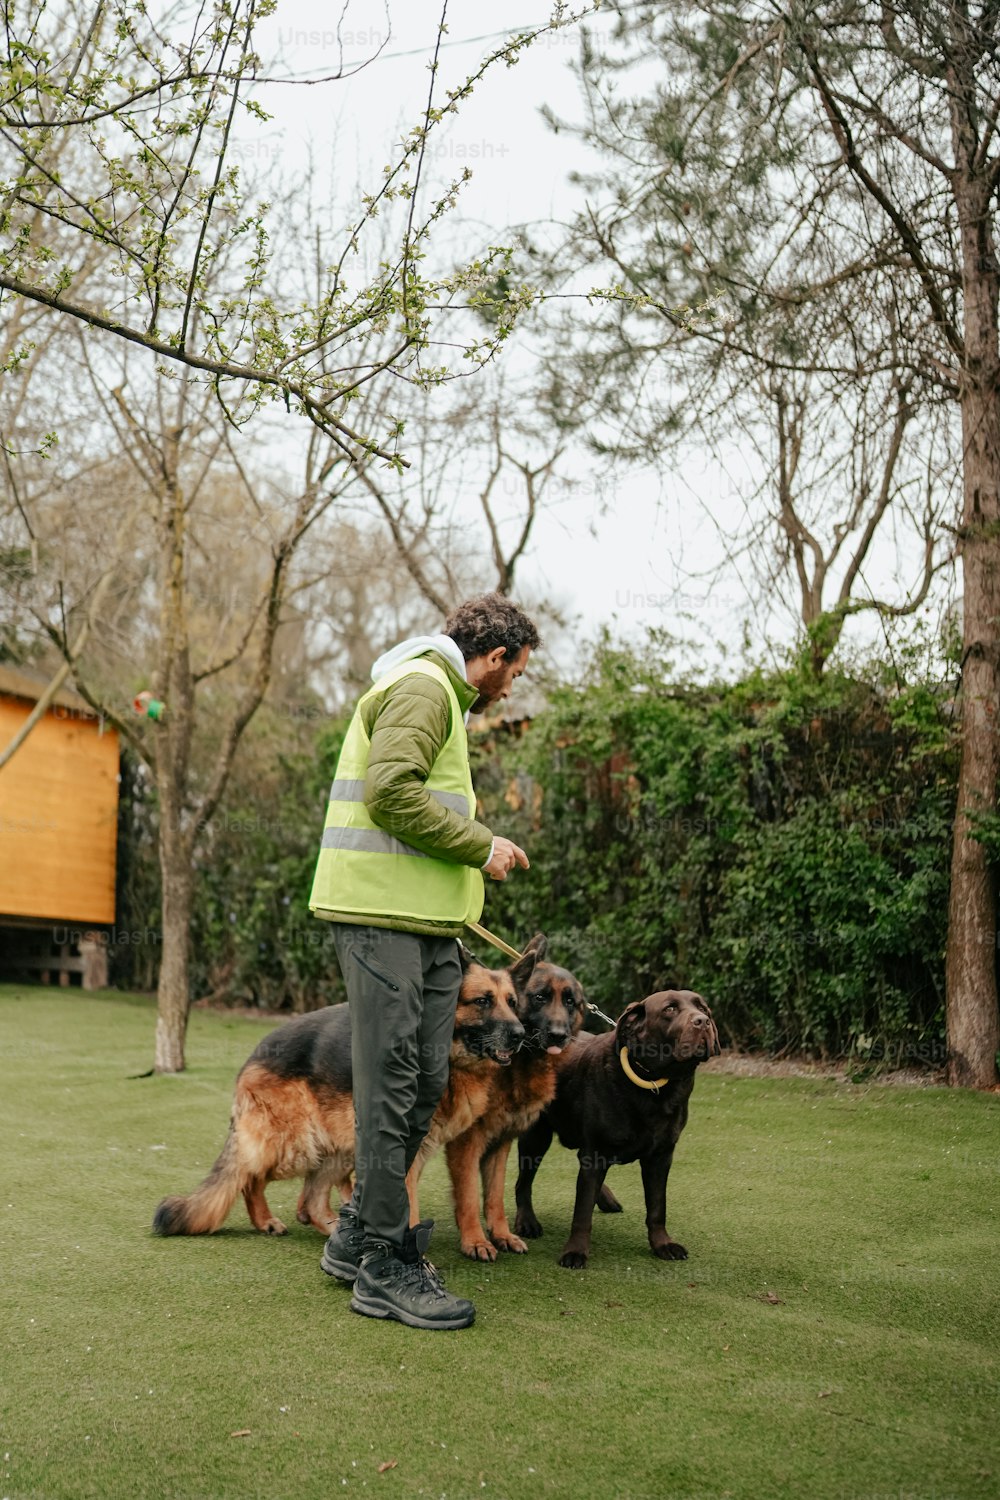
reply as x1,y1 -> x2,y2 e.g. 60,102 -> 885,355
308,658 -> 485,928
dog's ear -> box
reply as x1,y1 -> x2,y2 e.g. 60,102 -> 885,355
458,943 -> 481,974
522,931 -> 548,962
508,945 -> 539,992
616,998 -> 646,1036
571,983 -> 588,1030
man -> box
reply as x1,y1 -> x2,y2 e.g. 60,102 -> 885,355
308,593 -> 538,1330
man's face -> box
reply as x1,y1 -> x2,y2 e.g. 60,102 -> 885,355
471,645 -> 531,713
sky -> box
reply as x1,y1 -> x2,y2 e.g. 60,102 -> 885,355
231,0 -> 948,677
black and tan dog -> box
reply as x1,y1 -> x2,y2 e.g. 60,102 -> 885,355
153,947 -> 526,1238
513,990 -> 719,1267
433,933 -> 588,1261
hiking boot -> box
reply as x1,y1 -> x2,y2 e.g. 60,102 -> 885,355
320,1205 -> 367,1285
349,1220 -> 475,1331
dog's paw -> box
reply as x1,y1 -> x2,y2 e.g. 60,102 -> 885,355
558,1249 -> 589,1270
514,1209 -> 543,1239
596,1184 -> 623,1214
263,1218 -> 288,1236
651,1239 -> 687,1261
461,1237 -> 499,1263
490,1230 -> 529,1254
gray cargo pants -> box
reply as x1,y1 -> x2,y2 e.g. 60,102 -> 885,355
331,922 -> 461,1248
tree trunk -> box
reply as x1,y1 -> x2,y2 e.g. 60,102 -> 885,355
155,837 -> 194,1073
945,179 -> 1000,1090
153,433 -> 196,1074
154,744 -> 195,1073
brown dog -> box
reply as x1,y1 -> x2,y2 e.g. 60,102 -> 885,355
433,933 -> 588,1261
153,947 -> 526,1238
513,990 -> 719,1267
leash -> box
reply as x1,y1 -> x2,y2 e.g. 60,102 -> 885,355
465,920 -> 523,962
464,921 -> 618,1030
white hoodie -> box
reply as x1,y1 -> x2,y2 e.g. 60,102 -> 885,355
370,633 -> 469,690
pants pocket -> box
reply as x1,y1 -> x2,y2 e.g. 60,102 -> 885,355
352,949 -> 401,994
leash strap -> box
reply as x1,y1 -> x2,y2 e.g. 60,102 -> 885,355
464,920 -> 524,962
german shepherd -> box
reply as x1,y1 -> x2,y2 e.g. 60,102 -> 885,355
152,946 -> 526,1238
513,990 -> 720,1267
435,934 -> 589,1262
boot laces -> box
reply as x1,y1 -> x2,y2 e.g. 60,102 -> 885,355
417,1256 -> 445,1295
369,1251 -> 428,1294
362,1241 -> 449,1301
332,1214 -> 366,1251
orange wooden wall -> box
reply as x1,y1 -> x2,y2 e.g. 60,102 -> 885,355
0,697 -> 119,923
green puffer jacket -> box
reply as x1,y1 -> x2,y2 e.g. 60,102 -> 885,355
322,649 -> 493,937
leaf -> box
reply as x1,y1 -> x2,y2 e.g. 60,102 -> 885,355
230,1429 -> 252,1438
377,1460 -> 398,1473
756,1291 -> 785,1305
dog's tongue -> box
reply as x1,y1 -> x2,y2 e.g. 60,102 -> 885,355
546,1045 -> 562,1055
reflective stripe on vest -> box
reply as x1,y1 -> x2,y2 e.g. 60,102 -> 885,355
308,657 -> 485,926
327,779 -> 470,817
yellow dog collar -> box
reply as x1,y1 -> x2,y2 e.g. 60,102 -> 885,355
619,1046 -> 669,1093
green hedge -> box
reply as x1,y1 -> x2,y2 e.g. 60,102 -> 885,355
471,641 -> 959,1065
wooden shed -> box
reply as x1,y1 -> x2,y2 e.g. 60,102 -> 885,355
0,664 -> 120,987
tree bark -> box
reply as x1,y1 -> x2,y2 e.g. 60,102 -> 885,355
945,176 -> 1000,1090
155,830 -> 194,1074
153,648 -> 196,1072
152,427 -> 197,1074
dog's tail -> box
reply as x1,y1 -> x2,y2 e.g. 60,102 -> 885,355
153,1124 -> 242,1236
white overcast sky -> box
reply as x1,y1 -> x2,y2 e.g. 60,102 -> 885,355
234,0 -> 944,675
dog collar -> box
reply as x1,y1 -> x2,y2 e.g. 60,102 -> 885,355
619,1046 -> 669,1093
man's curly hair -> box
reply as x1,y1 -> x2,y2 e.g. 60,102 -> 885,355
444,592 -> 541,662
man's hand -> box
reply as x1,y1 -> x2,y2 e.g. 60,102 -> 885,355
483,836 -> 530,882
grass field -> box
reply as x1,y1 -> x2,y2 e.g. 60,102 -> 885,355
0,985 -> 997,1500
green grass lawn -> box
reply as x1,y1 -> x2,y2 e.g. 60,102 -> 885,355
0,986 -> 997,1500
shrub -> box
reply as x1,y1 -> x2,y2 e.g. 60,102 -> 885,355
472,637 -> 958,1063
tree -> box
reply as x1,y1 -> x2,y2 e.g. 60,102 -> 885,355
0,0 -> 584,460
536,19 -> 961,665
0,0 -> 594,1069
1,331 -> 361,1069
1,215 -> 571,1075
351,377 -> 564,615
535,0 -> 1000,1087
1,286 -> 567,1072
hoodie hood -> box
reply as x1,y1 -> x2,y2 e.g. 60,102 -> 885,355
370,633 -> 468,685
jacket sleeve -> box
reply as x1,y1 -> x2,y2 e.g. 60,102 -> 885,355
362,673 -> 494,866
